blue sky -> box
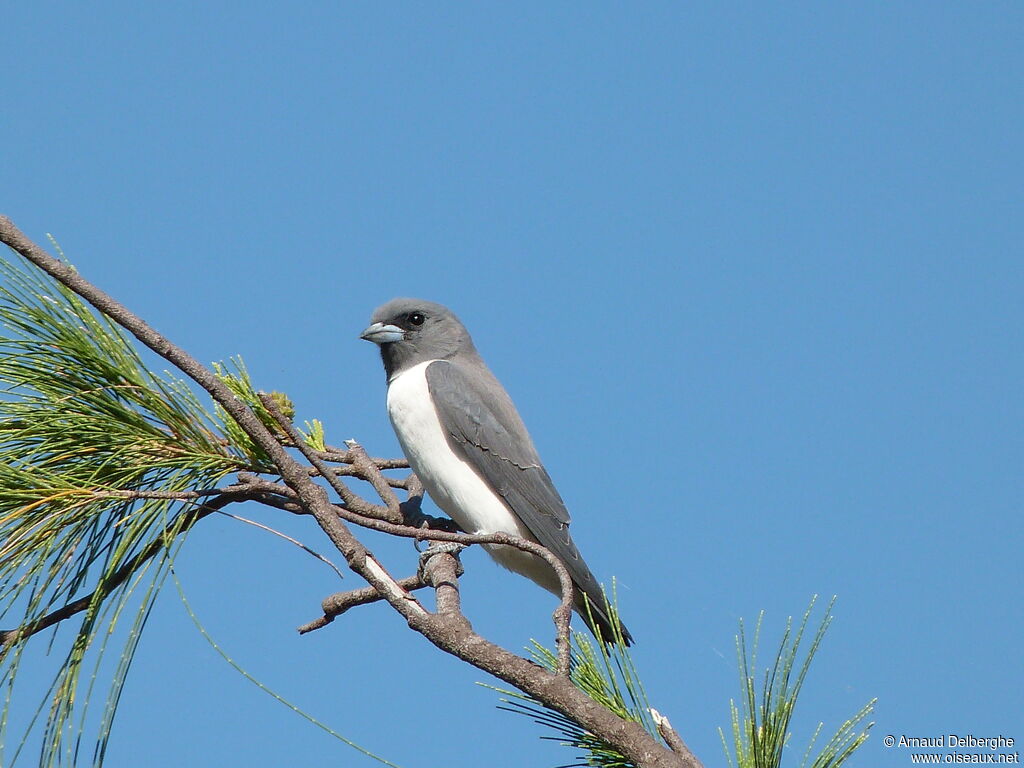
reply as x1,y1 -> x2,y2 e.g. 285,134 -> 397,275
3,3 -> 1022,767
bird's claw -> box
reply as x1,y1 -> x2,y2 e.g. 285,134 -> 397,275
417,543 -> 466,582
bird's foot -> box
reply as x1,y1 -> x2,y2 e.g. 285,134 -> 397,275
417,542 -> 466,582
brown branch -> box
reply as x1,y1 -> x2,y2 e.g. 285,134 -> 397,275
342,439 -> 403,518
259,392 -> 574,673
651,710 -> 700,767
314,447 -> 410,470
398,473 -> 461,531
419,543 -> 465,618
282,426 -> 402,524
93,486 -> 244,500
247,493 -> 304,514
296,575 -> 427,634
317,465 -> 410,490
0,216 -> 696,768
297,478 -> 450,634
404,472 -> 424,509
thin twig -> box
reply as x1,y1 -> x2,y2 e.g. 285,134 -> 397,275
0,216 -> 694,768
315,447 -> 409,470
93,486 -> 244,501
398,473 -> 461,531
315,465 -> 410,490
343,439 -> 403,518
651,709 -> 700,767
296,575 -> 427,634
258,392 -> 574,672
215,510 -> 346,580
268,407 -> 400,524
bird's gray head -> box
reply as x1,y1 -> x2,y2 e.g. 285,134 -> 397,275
360,298 -> 477,380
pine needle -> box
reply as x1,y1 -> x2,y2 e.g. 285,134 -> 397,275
718,596 -> 875,768
483,585 -> 659,768
0,244 -> 264,765
172,571 -> 401,768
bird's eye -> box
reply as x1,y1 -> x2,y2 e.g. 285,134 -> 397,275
408,312 -> 425,326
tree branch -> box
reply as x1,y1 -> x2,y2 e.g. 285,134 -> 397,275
258,392 -> 574,674
0,216 -> 697,768
651,709 -> 699,765
296,575 -> 428,634
342,439 -> 403,519
288,431 -> 403,524
314,447 -> 410,470
420,544 -> 466,619
316,465 -> 410,490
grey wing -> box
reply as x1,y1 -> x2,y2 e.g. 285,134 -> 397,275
424,360 -> 587,571
425,359 -> 631,645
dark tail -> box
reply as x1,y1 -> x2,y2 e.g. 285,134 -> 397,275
576,589 -> 633,646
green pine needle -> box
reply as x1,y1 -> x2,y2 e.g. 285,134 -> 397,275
483,586 -> 659,768
210,358 -> 288,468
0,243 -> 268,765
489,594 -> 874,768
719,596 -> 875,768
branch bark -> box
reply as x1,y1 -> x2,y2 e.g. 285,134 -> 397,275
0,215 -> 701,768
260,389 -> 574,675
296,575 -> 428,634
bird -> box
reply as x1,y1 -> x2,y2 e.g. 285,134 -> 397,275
361,298 -> 631,644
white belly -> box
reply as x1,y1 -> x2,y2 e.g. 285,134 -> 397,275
387,361 -> 530,538
386,361 -> 557,593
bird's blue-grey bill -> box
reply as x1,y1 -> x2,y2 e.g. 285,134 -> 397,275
360,322 -> 406,344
